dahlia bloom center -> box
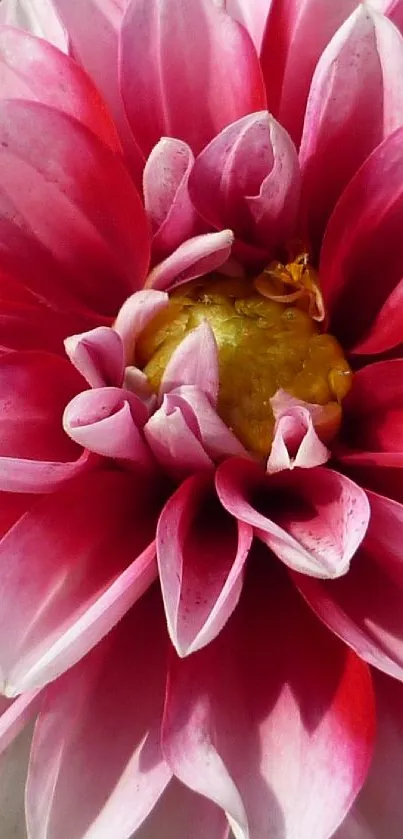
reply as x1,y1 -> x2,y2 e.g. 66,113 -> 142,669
136,261 -> 352,457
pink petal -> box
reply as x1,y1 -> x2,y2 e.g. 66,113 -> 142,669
300,5 -> 403,252
114,289 -> 169,363
320,127 -> 403,349
0,26 -> 121,153
157,473 -> 252,656
26,591 -> 171,839
0,469 -> 158,694
170,386 -> 248,460
295,490 -> 403,681
267,404 -> 330,473
339,360 -> 403,467
352,277 -> 403,354
145,231 -> 234,292
160,322 -> 219,403
0,690 -> 42,756
51,0 -> 145,183
216,458 -> 370,578
260,0 -> 362,147
225,0 -> 270,51
144,394 -> 214,478
63,387 -> 153,470
0,100 -> 150,318
135,778 -> 229,839
65,327 -> 125,388
163,552 -> 375,839
144,138 -> 203,263
189,112 -> 300,259
119,0 -> 265,157
0,0 -> 68,51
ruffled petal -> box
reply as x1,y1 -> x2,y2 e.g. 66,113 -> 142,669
119,0 -> 265,157
216,458 -> 370,579
157,473 -> 252,656
189,111 -> 300,261
163,552 -> 375,839
0,99 -> 150,318
26,591 -> 171,839
0,0 -> 68,51
0,26 -> 120,152
145,231 -> 234,291
160,322 -> 219,403
300,5 -> 403,252
0,469 -> 158,695
320,126 -> 403,349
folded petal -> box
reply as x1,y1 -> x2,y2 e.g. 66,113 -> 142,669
169,386 -> 248,460
157,473 -> 252,656
120,0 -> 265,157
26,591 -> 171,839
144,394 -> 214,478
320,127 -> 403,349
0,0 -> 68,50
145,231 -> 234,291
163,552 -> 375,839
300,5 -> 403,251
189,112 -> 300,259
295,490 -> 403,681
267,399 -> 330,473
0,26 -> 120,152
114,289 -> 169,363
216,458 -> 370,578
160,322 -> 219,403
65,327 -> 125,388
144,138 -> 203,263
0,469 -> 158,694
0,100 -> 150,317
260,0 -> 362,147
135,778 -> 229,839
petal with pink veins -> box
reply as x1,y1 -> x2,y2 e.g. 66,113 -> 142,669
26,590 -> 171,839
157,473 -> 252,656
135,777 -> 230,839
114,289 -> 169,363
0,469 -> 159,695
119,0 -> 266,157
51,0 -> 144,184
189,112 -> 300,259
145,231 -> 234,292
260,0 -> 363,147
299,5 -> 403,252
0,27 -> 121,152
295,490 -> 403,682
144,138 -> 204,263
0,100 -> 150,318
160,322 -> 219,403
163,552 -> 375,839
144,394 -> 214,479
216,458 -> 370,578
65,327 -> 125,388
320,127 -> 403,349
0,0 -> 68,51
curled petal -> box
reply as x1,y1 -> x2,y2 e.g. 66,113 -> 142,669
65,327 -> 125,388
189,112 -> 300,258
0,0 -> 68,51
0,26 -> 120,152
145,231 -> 234,291
216,458 -> 370,578
63,387 -> 153,470
144,138 -> 202,262
171,386 -> 248,460
157,473 -> 252,655
114,289 -> 169,363
144,395 -> 214,479
120,0 -> 266,156
267,405 -> 330,473
300,5 -> 403,250
161,322 -> 219,403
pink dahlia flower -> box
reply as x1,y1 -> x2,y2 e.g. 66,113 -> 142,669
1,0 -> 403,836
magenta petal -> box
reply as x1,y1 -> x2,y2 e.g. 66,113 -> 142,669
163,554 -> 375,839
216,458 -> 370,578
300,5 -> 403,251
144,138 -> 202,262
145,231 -> 234,292
119,0 -> 265,157
161,322 -> 219,403
144,395 -> 213,478
295,490 -> 403,681
0,469 -> 158,694
157,473 -> 252,656
0,690 -> 42,756
320,127 -> 403,348
26,591 -> 171,839
65,327 -> 125,388
352,278 -> 403,354
63,387 -> 153,470
0,100 -> 150,317
189,111 -> 300,256
135,778 -> 229,839
0,0 -> 67,50
114,289 -> 169,363
0,26 -> 121,152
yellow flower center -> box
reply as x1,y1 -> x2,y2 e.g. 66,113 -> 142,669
136,257 -> 352,458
